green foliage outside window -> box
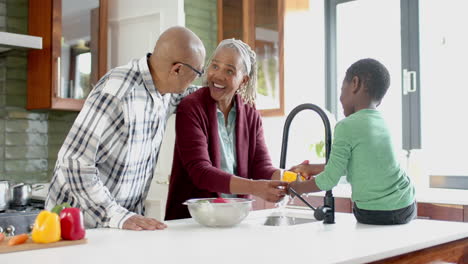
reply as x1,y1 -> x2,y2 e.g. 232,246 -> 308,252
309,140 -> 325,159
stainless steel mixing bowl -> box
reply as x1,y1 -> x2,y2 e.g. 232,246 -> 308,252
183,198 -> 253,227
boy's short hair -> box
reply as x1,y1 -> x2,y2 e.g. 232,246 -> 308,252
344,58 -> 390,102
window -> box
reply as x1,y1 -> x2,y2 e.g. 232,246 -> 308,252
418,0 -> 468,188
326,0 -> 468,190
334,0 -> 402,150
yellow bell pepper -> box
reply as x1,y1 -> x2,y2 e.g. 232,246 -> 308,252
282,170 -> 306,182
32,210 -> 61,244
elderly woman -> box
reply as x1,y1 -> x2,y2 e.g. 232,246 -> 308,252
165,39 -> 287,220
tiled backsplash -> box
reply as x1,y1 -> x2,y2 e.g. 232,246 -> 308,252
185,0 -> 217,88
0,0 -> 77,184
0,0 -> 218,184
185,0 -> 217,62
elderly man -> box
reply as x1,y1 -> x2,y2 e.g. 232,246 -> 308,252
46,26 -> 206,231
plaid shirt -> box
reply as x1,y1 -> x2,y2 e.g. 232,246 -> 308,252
46,54 -> 197,228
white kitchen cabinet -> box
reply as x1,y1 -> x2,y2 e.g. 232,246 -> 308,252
146,115 -> 176,220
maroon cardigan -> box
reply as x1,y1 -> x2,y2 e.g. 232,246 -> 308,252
164,87 -> 277,220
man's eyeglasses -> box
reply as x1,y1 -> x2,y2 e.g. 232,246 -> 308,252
174,62 -> 204,78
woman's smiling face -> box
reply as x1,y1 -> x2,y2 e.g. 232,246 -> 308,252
206,46 -> 248,108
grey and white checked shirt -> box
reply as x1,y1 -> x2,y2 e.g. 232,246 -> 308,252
46,54 -> 197,228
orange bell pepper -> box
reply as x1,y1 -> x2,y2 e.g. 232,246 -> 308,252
31,210 -> 61,244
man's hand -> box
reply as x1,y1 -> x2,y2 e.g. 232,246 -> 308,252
122,215 -> 167,231
251,180 -> 288,203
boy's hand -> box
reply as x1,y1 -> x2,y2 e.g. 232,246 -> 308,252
289,163 -> 325,179
287,181 -> 302,198
287,180 -> 310,197
287,178 -> 321,197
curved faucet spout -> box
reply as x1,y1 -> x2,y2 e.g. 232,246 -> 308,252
280,104 -> 332,166
280,103 -> 335,224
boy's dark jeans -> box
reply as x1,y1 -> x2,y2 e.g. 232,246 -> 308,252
353,202 -> 417,225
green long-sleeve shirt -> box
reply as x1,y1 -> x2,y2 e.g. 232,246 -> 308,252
315,109 -> 415,211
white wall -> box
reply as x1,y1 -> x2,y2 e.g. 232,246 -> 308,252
262,0 -> 330,169
107,0 -> 184,68
107,0 -> 185,220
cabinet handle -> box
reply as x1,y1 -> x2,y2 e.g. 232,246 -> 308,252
155,180 -> 169,185
56,56 -> 61,98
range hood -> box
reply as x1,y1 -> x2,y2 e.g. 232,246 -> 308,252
0,32 -> 42,52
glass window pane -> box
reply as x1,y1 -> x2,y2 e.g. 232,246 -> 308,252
336,0 -> 402,152
60,0 -> 99,99
255,0 -> 280,110
74,52 -> 92,99
419,0 -> 468,179
279,1 -> 327,167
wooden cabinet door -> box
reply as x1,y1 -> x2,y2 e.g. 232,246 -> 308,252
284,196 -> 352,213
28,0 -> 108,111
465,205 -> 468,222
218,0 -> 285,116
258,196 -> 352,213
417,202 -> 464,222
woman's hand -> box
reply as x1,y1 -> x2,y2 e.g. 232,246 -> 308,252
250,180 -> 288,203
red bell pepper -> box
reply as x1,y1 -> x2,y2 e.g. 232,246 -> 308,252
213,197 -> 229,203
59,207 -> 86,240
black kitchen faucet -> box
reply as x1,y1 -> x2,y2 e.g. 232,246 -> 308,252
280,103 -> 335,224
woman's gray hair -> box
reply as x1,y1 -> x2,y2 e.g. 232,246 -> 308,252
208,38 -> 257,106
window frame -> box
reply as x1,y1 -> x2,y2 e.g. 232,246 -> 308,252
324,0 -> 421,151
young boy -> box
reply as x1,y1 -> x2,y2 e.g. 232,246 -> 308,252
289,58 -> 416,225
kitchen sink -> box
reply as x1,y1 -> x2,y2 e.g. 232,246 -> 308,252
245,210 -> 318,226
263,215 -> 317,226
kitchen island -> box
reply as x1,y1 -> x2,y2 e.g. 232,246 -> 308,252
1,208 -> 467,264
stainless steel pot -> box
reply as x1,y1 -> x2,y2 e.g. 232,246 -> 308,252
10,183 -> 44,207
0,181 -> 9,211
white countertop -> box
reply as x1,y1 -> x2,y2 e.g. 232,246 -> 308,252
2,208 -> 468,264
311,183 -> 468,206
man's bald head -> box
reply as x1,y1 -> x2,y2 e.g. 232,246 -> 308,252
153,26 -> 205,67
149,26 -> 205,94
